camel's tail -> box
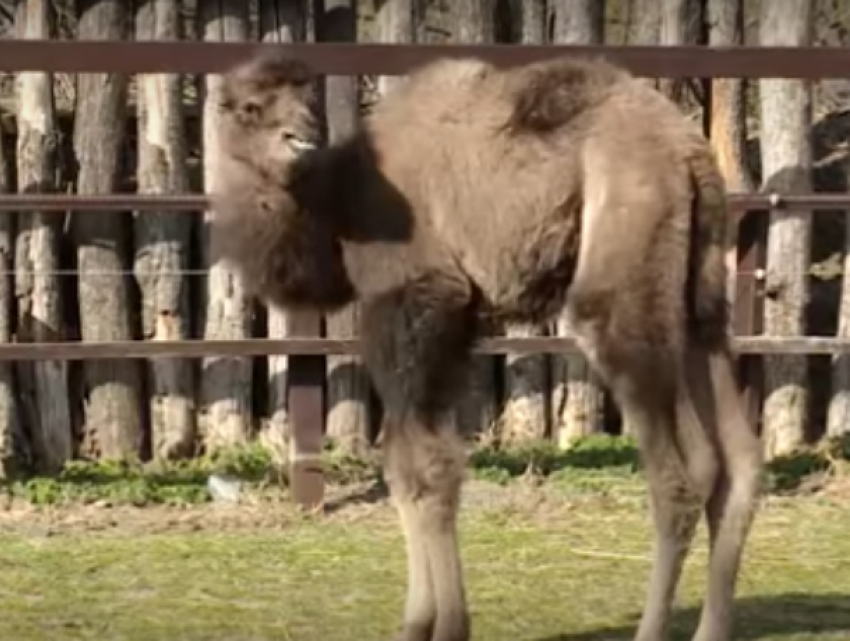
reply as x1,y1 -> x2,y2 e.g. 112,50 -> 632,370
686,147 -> 732,350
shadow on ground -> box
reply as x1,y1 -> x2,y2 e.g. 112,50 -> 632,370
533,593 -> 850,641
323,477 -> 388,514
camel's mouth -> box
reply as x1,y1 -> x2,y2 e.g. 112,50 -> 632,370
290,138 -> 318,152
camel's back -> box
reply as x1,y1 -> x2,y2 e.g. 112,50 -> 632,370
360,56 -> 707,319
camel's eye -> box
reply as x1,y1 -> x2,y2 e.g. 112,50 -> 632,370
240,100 -> 262,120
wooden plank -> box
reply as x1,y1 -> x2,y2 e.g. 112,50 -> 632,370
0,41 -> 850,78
0,335 -> 846,360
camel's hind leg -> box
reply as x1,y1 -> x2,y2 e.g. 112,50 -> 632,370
359,272 -> 477,641
691,346 -> 761,641
567,291 -> 720,641
622,370 -> 719,641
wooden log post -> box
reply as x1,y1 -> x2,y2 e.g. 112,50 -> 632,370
547,0 -> 606,447
257,0 -> 307,465
500,0 -> 551,447
199,0 -> 254,452
758,0 -> 813,459
0,95 -> 21,478
13,0 -> 72,473
451,0 -> 499,440
707,0 -> 753,311
374,0 -> 416,95
73,0 -> 144,460
319,0 -> 372,458
134,0 -> 196,460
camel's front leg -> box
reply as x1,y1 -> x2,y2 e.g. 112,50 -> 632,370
383,417 -> 469,641
359,271 -> 477,641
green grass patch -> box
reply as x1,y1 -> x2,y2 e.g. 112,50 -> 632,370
2,434 -> 848,508
0,480 -> 849,640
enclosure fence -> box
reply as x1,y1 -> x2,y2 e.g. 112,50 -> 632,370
1,40 -> 847,508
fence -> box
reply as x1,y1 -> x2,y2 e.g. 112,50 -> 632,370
1,40 -> 849,509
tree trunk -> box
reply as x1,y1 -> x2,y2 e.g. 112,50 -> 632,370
499,0 -> 551,446
199,0 -> 253,452
707,0 -> 752,306
550,0 -> 604,43
319,0 -> 372,457
758,0 -> 812,458
14,0 -> 72,474
454,0 -> 494,43
258,0 -> 306,462
73,0 -> 143,461
450,0 -> 498,439
0,100 -> 21,478
708,0 -> 751,191
517,0 -> 546,43
828,7 -> 850,439
12,0 -> 71,473
546,0 -> 606,447
375,0 -> 416,95
626,0 -> 660,45
659,0 -> 706,105
134,0 -> 195,460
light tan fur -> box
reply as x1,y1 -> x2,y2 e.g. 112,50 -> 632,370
210,51 -> 763,641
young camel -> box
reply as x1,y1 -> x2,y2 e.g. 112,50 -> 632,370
210,50 -> 763,641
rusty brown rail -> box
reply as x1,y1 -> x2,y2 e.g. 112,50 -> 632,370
0,336 -> 846,361
1,192 -> 850,211
0,41 -> 849,78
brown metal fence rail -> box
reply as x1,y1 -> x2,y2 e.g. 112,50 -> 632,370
3,40 -> 850,508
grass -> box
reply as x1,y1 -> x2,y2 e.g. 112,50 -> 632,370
0,435 -> 849,641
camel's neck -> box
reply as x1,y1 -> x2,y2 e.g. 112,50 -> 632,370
288,133 -> 415,247
287,137 -> 366,235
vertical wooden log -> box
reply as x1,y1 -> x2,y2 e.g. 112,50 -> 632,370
550,0 -> 604,43
319,0 -> 372,457
0,113 -> 22,478
134,0 -> 195,460
375,0 -> 416,95
199,0 -> 253,452
500,0 -> 550,446
758,0 -> 812,458
826,15 -> 850,441
707,0 -> 751,193
626,0 -> 660,45
517,0 -> 546,43
258,0 -> 307,462
658,0 -> 690,102
454,0 -> 494,43
707,0 -> 753,308
451,0 -> 499,439
547,0 -> 606,447
74,0 -> 144,460
14,0 -> 72,473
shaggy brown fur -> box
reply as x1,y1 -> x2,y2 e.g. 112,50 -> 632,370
210,50 -> 762,641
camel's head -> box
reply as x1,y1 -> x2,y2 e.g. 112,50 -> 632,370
219,51 -> 322,178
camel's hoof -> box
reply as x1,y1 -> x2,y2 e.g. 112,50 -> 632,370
392,623 -> 433,641
431,616 -> 471,641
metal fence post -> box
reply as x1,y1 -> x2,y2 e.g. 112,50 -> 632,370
733,206 -> 767,432
286,310 -> 326,509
